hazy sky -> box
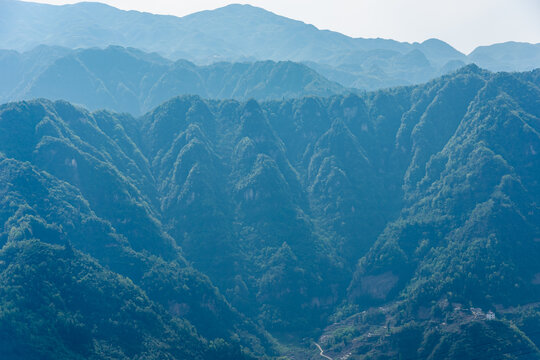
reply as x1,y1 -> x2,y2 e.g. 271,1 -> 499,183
29,0 -> 540,54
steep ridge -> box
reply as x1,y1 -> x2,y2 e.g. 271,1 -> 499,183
348,67 -> 540,308
0,101 -> 274,358
327,67 -> 540,359
140,96 -> 347,331
0,66 -> 539,358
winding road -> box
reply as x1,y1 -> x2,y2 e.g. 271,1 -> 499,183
314,343 -> 333,360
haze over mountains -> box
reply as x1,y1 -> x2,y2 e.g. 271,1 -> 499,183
0,1 -> 539,359
0,45 -> 347,115
1,0 -> 539,91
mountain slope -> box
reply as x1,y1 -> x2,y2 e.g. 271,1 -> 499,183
327,67 -> 540,359
138,66 -> 540,356
348,67 -> 540,309
0,240 -> 212,360
0,100 -> 274,358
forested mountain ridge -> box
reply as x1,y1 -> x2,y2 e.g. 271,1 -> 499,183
0,45 -> 347,115
0,100 -> 275,359
1,0 -> 539,90
0,66 -> 539,359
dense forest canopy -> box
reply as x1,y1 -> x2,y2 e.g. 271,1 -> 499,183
0,64 -> 539,359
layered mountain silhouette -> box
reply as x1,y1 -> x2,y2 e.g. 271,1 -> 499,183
0,45 -> 347,115
1,1 -> 539,358
1,0 -> 538,90
1,66 -> 539,359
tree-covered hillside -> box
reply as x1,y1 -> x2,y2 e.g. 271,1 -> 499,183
0,101 -> 274,359
0,66 -> 539,359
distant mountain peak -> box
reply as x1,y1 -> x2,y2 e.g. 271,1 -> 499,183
185,2 -> 284,19
2,0 -> 538,87
218,3 -> 266,11
456,63 -> 488,75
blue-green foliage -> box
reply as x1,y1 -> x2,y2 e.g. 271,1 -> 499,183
0,65 -> 539,358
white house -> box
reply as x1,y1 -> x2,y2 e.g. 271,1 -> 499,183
486,311 -> 496,320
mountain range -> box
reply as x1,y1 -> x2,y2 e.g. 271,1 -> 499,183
1,1 -> 539,359
0,65 -> 539,359
0,45 -> 347,115
1,0 -> 539,90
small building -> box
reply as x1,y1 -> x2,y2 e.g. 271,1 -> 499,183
486,311 -> 496,320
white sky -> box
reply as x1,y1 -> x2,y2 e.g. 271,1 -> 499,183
28,0 -> 540,54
